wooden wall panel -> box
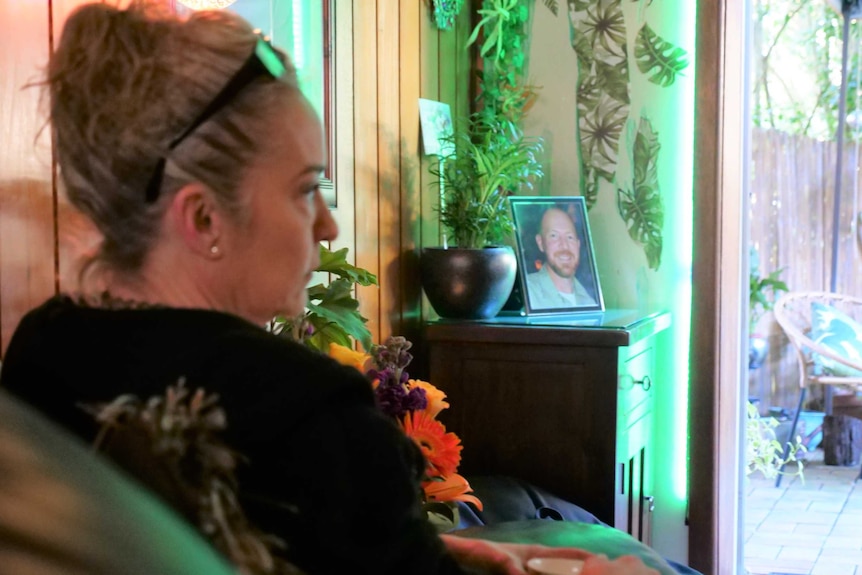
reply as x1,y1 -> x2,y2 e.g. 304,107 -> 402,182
418,4 -> 442,327
330,0 -> 356,260
352,0 -> 381,342
350,0 -> 473,348
376,0 -> 401,341
0,0 -> 55,354
399,0 -> 422,346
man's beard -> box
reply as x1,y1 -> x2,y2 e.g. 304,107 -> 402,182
547,251 -> 577,279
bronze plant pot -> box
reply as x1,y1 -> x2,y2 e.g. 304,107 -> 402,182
420,246 -> 517,320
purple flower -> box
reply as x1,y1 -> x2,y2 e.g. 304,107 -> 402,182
403,387 -> 428,414
372,367 -> 428,420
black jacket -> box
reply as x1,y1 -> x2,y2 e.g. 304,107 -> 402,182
1,295 -> 463,575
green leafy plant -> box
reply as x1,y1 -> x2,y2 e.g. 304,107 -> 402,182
746,401 -> 805,480
753,0 -> 846,139
271,245 -> 377,353
749,247 -> 789,332
430,114 -> 544,248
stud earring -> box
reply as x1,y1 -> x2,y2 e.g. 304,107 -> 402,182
210,244 -> 220,256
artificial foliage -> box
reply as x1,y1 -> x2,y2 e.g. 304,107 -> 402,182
432,0 -> 465,30
468,0 -> 535,125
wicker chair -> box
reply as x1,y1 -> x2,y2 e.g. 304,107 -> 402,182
773,291 -> 862,486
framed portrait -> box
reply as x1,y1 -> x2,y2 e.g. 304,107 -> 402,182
509,196 -> 604,315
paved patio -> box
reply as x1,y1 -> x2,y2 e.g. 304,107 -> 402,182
745,449 -> 862,575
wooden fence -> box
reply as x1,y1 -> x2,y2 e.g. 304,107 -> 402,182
749,128 -> 862,411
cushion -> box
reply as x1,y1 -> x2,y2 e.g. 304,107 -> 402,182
0,390 -> 236,575
456,475 -> 605,529
810,302 -> 862,377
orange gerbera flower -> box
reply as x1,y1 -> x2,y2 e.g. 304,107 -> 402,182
423,473 -> 483,510
402,411 -> 462,477
407,380 -> 449,418
328,343 -> 372,373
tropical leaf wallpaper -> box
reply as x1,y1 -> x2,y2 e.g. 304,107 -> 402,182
617,118 -> 664,270
635,23 -> 689,88
559,0 -> 688,270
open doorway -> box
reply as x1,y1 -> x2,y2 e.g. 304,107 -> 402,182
744,1 -> 862,573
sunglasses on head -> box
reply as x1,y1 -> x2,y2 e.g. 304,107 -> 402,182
144,35 -> 287,203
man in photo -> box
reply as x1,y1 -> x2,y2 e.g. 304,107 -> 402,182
526,206 -> 598,309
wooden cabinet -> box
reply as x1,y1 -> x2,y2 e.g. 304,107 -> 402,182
426,310 -> 670,543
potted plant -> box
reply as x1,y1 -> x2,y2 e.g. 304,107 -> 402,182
421,114 -> 544,319
748,246 -> 789,369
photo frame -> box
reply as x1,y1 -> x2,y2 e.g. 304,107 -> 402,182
509,196 -> 604,314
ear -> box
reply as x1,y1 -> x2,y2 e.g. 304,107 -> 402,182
166,183 -> 226,259
535,233 -> 545,253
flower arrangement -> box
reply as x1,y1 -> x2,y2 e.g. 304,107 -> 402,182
329,336 -> 482,530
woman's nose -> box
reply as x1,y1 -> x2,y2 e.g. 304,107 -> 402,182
314,191 -> 339,242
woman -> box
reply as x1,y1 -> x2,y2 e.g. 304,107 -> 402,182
0,3 -> 658,574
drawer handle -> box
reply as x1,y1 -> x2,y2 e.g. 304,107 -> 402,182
634,376 -> 652,391
643,495 -> 655,513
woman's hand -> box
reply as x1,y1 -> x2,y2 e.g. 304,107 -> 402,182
441,534 -> 591,574
581,554 -> 661,575
441,535 -> 656,574
440,535 -> 661,575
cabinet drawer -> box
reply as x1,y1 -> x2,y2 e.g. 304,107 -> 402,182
618,339 -> 654,426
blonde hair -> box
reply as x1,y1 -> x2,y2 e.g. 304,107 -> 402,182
48,1 -> 298,274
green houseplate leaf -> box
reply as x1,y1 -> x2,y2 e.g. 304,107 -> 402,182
306,276 -> 373,352
317,246 -> 378,286
634,23 -> 688,88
